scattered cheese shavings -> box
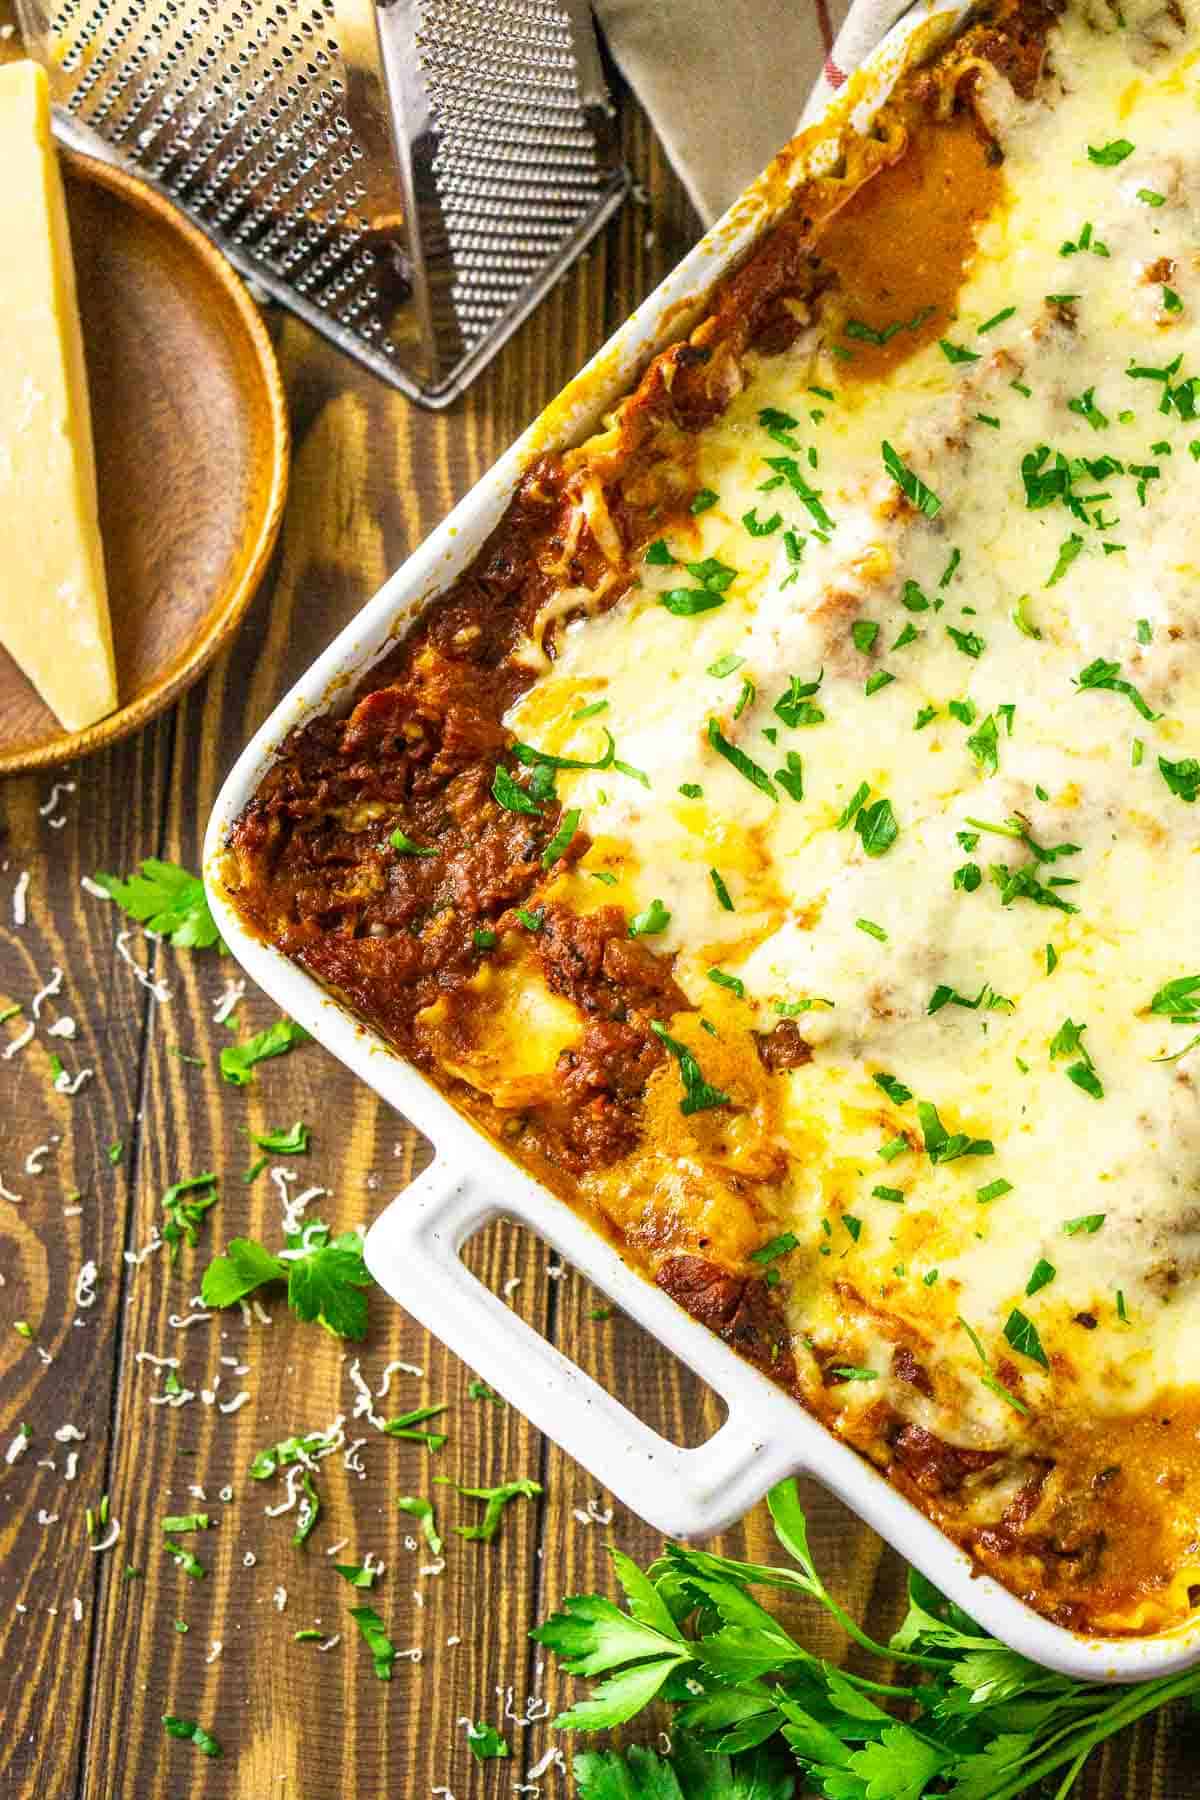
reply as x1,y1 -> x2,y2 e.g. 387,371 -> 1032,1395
314,1634 -> 341,1652
54,1424 -> 85,1442
0,1175 -> 24,1203
72,1598 -> 83,1622
12,871 -> 30,926
502,1277 -> 522,1299
325,1537 -> 350,1557
24,1145 -> 50,1175
5,1429 -> 30,1464
47,1017 -> 76,1039
54,1066 -> 94,1096
375,1359 -> 423,1393
218,1391 -> 250,1415
168,1308 -> 212,1328
30,967 -> 64,1017
272,1587 -> 288,1612
80,876 -> 110,900
89,1518 -> 120,1553
124,1228 -> 163,1267
205,1641 -> 222,1664
211,977 -> 245,1024
74,1262 -> 98,1309
39,782 -> 75,816
65,1452 -> 79,1481
3,1022 -> 35,1061
528,1747 -> 566,1780
115,930 -> 170,1005
37,1510 -> 59,1526
133,1353 -> 178,1369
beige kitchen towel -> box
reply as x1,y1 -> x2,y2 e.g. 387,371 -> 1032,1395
593,0 -> 916,223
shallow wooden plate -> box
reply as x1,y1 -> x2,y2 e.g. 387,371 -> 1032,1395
0,150 -> 289,775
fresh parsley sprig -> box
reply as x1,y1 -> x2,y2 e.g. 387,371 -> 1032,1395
93,859 -> 224,951
535,1479 -> 1200,1799
201,1222 -> 373,1339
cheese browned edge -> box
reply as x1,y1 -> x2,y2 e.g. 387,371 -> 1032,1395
222,0 -> 1200,1638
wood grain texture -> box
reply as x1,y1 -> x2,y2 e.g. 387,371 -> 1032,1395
0,66 -> 1197,1800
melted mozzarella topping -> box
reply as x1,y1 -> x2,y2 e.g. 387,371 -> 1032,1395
507,1 -> 1200,1448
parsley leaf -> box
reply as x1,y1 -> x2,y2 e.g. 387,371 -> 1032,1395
707,720 -> 777,800
629,899 -> 670,938
161,1173 -> 219,1263
396,1495 -> 443,1556
94,859 -> 223,950
1087,138 -> 1135,165
1159,755 -> 1200,803
434,1475 -> 542,1542
855,797 -> 899,857
1075,657 -> 1161,720
162,1717 -> 221,1758
201,1223 -> 372,1340
881,441 -> 942,516
650,1022 -> 731,1115
219,1018 -> 311,1087
1004,1307 -> 1049,1368
350,1604 -> 397,1679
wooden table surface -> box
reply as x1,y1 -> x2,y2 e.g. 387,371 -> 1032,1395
0,77 -> 1195,1800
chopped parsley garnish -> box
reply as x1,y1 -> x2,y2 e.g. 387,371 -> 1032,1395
917,1100 -> 993,1164
946,625 -> 984,658
835,781 -> 870,830
977,306 -> 1016,334
759,406 -> 801,447
432,1475 -> 542,1542
954,863 -> 981,891
249,1121 -> 309,1155
742,507 -> 782,536
855,797 -> 899,857
707,652 -> 745,678
382,1403 -> 450,1451
162,1717 -> 221,1758
541,808 -> 581,870
644,538 -> 675,565
1117,1289 -> 1130,1323
872,1186 -> 905,1204
763,456 -> 836,532
1065,1213 -> 1105,1234
396,1495 -> 443,1556
881,441 -> 941,517
1164,287 -> 1184,313
473,927 -> 497,950
873,1071 -> 912,1105
1075,657 -> 1160,720
1025,1258 -> 1056,1297
707,719 -> 777,800
350,1604 -> 397,1680
856,918 -> 888,943
707,968 -> 745,999
1012,594 -> 1041,639
1087,138 -> 1134,165
465,1723 -> 511,1764
892,623 -> 919,651
1067,386 -> 1107,432
775,752 -> 804,802
851,619 -> 879,653
1138,187 -> 1166,206
864,670 -> 895,697
629,898 -> 670,938
650,1022 -> 730,1115
749,1232 -> 799,1271
914,704 -> 937,730
163,1538 -> 206,1579
709,868 -> 734,911
686,556 -> 738,593
1159,755 -> 1200,802
928,982 -> 1012,1016
573,699 -> 609,720
388,826 -> 435,857
774,670 -> 825,727
690,487 -> 718,514
842,306 -> 932,348
939,338 -> 980,365
515,907 -> 544,932
1004,1307 -> 1049,1369
977,1178 -> 1013,1204
493,764 -> 543,815
659,586 -> 726,617
878,1134 -> 908,1162
1047,533 -> 1085,588
966,713 -> 999,776
1049,1017 -> 1104,1099
161,1173 -> 219,1262
959,1316 -> 1029,1414
219,1018 -> 311,1088
1149,974 -> 1200,1022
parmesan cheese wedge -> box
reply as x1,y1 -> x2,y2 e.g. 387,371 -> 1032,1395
0,62 -> 116,732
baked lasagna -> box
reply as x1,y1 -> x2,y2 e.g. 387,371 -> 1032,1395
223,0 -> 1200,1636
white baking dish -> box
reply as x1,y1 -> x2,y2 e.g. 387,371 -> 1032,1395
204,0 -> 1200,1682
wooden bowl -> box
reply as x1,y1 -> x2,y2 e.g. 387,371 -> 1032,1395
0,150 -> 289,775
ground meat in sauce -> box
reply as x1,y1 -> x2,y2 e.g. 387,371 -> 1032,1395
890,1424 -> 1005,1495
654,1254 -> 797,1385
754,1020 -> 814,1072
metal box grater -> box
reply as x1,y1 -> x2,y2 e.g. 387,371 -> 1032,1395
15,0 -> 629,405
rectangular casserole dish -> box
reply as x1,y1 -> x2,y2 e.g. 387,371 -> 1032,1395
205,0 -> 1200,1681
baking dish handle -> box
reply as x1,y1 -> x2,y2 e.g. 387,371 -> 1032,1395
364,1155 -> 805,1539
